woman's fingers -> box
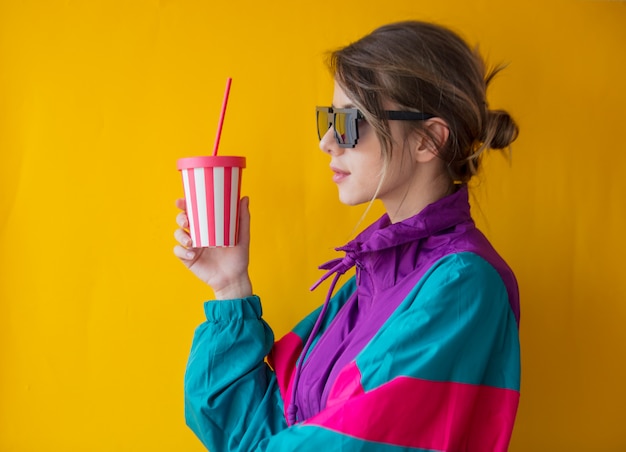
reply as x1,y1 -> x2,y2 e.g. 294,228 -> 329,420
174,198 -> 198,263
176,211 -> 189,229
175,198 -> 186,210
175,198 -> 189,228
173,243 -> 195,261
174,227 -> 192,247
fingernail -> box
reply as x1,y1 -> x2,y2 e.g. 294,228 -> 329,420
186,251 -> 194,259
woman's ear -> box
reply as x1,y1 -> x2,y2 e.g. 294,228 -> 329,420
413,118 -> 450,163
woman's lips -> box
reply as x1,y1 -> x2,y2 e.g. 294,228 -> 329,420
331,166 -> 350,183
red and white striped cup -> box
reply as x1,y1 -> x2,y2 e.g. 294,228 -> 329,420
177,156 -> 246,247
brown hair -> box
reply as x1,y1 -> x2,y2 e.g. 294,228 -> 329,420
328,21 -> 519,185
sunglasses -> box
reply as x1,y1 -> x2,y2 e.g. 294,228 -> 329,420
316,106 -> 435,148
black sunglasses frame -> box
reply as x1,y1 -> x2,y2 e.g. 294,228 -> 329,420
316,106 -> 435,148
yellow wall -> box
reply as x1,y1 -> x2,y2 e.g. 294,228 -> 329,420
1,0 -> 625,450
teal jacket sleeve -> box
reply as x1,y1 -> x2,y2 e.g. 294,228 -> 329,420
184,295 -> 369,452
184,296 -> 288,451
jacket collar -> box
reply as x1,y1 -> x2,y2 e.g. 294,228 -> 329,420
337,186 -> 473,257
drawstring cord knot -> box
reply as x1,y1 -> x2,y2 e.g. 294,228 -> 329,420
310,254 -> 356,291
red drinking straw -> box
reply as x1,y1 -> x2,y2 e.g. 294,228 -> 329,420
212,77 -> 232,156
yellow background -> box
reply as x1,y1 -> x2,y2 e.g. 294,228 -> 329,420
1,0 -> 625,450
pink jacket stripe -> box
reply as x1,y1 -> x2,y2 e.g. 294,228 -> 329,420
268,332 -> 302,418
304,362 -> 519,451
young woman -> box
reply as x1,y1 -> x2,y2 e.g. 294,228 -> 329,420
174,20 -> 520,452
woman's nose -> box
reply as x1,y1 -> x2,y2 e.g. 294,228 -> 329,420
319,126 -> 342,155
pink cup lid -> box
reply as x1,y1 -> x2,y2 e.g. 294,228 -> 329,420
177,156 -> 246,170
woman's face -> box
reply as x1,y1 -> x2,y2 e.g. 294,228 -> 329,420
319,82 -> 420,213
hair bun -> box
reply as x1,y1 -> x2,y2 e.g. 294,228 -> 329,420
483,109 -> 519,150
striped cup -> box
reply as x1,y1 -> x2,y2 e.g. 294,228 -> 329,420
177,156 -> 246,247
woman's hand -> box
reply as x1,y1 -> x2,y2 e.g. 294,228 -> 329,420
173,196 -> 253,300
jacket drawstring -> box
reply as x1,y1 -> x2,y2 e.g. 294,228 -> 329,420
286,254 -> 356,426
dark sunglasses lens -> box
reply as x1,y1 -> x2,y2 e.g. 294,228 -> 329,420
317,109 -> 331,140
334,111 -> 358,147
316,108 -> 358,147
334,112 -> 348,145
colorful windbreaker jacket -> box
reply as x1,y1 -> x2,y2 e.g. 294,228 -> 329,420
184,187 -> 521,452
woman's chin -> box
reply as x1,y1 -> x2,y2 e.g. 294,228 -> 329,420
338,192 -> 370,207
